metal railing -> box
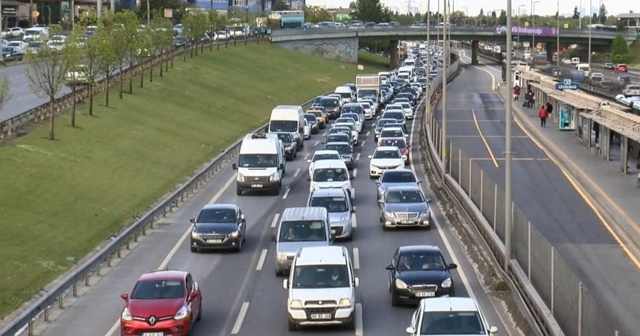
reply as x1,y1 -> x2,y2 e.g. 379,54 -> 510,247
0,37 -> 301,336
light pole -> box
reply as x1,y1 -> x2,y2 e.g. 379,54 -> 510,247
588,0 -> 592,73
517,5 -> 524,51
435,0 -> 440,46
146,0 -> 150,24
441,0 -> 448,177
579,0 -> 582,29
425,0 -> 431,116
556,0 -> 560,67
531,0 -> 539,53
504,0 -> 514,272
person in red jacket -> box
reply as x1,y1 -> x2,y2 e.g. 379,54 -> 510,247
538,105 -> 548,127
513,85 -> 520,101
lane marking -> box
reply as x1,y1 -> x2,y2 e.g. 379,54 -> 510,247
351,213 -> 357,228
271,213 -> 280,228
355,153 -> 361,161
255,249 -> 268,271
352,247 -> 360,270
366,130 -> 371,136
361,140 -> 366,147
305,153 -> 310,160
104,174 -> 237,336
352,169 -> 358,178
230,301 -> 250,335
293,168 -> 300,178
355,303 -> 364,336
471,108 -> 499,168
314,140 -> 319,146
281,187 -> 291,200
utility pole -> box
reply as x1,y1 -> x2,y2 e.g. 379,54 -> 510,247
435,0 -> 440,46
441,0 -> 448,177
425,0 -> 431,116
504,0 -> 514,271
588,0 -> 592,74
556,0 -> 560,67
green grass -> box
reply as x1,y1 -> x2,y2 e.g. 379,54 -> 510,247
629,40 -> 640,67
358,50 -> 391,70
0,43 -> 378,317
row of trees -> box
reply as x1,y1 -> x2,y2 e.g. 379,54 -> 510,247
22,9 -> 224,141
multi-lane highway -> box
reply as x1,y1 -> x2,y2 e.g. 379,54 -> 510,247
34,84 -> 523,336
448,51 -> 640,335
0,63 -> 70,122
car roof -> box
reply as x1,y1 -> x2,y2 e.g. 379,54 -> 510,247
325,141 -> 351,147
375,146 -> 400,152
201,203 -> 236,210
313,159 -> 348,169
398,245 -> 441,254
138,270 -> 187,281
381,127 -> 404,131
386,185 -> 422,192
295,246 -> 348,266
381,168 -> 415,176
418,297 -> 480,313
309,188 -> 349,198
313,149 -> 340,156
343,103 -> 363,107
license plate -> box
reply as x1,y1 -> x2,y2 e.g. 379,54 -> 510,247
415,292 -> 436,297
310,313 -> 332,320
251,184 -> 263,188
142,333 -> 164,336
207,239 -> 223,243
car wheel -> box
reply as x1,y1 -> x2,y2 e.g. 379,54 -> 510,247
344,315 -> 356,330
190,245 -> 198,253
391,291 -> 401,307
235,238 -> 242,252
236,187 -> 242,196
275,268 -> 282,276
288,319 -> 298,331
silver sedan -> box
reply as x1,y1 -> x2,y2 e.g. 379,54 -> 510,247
378,185 -> 431,230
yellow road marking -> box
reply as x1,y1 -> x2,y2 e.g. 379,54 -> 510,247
471,108 -> 499,168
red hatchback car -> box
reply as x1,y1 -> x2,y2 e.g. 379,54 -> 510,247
615,64 -> 628,72
378,137 -> 411,164
120,270 -> 203,336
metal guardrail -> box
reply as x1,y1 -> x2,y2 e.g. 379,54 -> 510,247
0,37 -> 289,336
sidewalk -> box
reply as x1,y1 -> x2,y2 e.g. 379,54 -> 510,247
496,86 -> 640,259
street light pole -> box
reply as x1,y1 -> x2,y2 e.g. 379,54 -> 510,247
588,0 -> 592,73
556,0 -> 560,67
441,0 -> 448,177
532,0 -> 539,53
517,5 -> 524,51
425,0 -> 431,116
504,0 -> 514,272
436,0 -> 440,46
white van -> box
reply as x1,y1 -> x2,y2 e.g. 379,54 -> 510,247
403,59 -> 416,67
575,63 -> 591,76
309,159 -> 354,199
269,105 -> 305,150
23,27 -> 49,42
398,65 -> 414,81
232,132 -> 286,196
334,86 -> 355,106
283,246 -> 359,331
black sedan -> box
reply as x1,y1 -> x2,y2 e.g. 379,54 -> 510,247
274,132 -> 297,160
189,203 -> 247,252
2,46 -> 24,62
385,245 -> 457,306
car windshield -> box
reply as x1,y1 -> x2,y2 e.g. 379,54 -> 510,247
291,265 -> 350,288
196,208 -> 236,223
377,119 -> 395,128
320,98 -> 339,108
420,311 -> 485,335
269,120 -> 297,133
327,135 -> 349,143
130,279 -> 185,299
238,154 -> 278,168
310,196 -> 348,212
397,252 -> 445,271
381,130 -> 404,138
276,133 -> 292,143
324,144 -> 350,155
313,168 -> 349,182
313,153 -> 341,162
385,190 -> 424,203
304,114 -> 316,122
384,112 -> 404,121
279,220 -> 327,242
381,171 -> 416,183
374,149 -> 401,159
342,114 -> 360,121
380,138 -> 406,148
337,124 -> 355,131
336,118 -> 355,125
342,106 -> 363,114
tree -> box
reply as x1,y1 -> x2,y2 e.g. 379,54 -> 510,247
137,26 -> 152,88
598,3 -> 607,24
24,27 -> 74,140
113,10 -> 142,96
572,6 -> 579,19
78,23 -> 106,116
304,5 -> 333,23
349,1 -> 356,10
0,76 -> 11,111
272,0 -> 289,10
149,15 -> 172,81
353,0 -> 386,22
182,11 -> 208,59
498,10 -> 507,25
62,27 -> 84,127
96,15 -> 119,107
490,11 -> 497,25
611,33 -> 630,63
591,13 -> 597,24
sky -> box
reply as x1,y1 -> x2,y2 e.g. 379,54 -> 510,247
305,0 -> 640,17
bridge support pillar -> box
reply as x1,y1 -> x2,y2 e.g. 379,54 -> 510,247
471,40 -> 480,65
389,40 -> 399,69
546,43 -> 555,63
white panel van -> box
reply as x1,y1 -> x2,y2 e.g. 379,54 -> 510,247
232,132 -> 286,195
269,105 -> 305,149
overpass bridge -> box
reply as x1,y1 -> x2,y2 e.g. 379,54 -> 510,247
270,26 -> 637,64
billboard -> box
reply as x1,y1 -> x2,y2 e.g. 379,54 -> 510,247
494,26 -> 558,36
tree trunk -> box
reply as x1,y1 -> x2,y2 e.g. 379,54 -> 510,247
129,75 -> 133,94
140,67 -> 144,88
106,75 -> 111,107
89,82 -> 94,116
119,64 -> 124,99
210,39 -> 213,51
48,96 -> 55,140
200,42 -> 204,54
160,56 -> 164,77
71,84 -> 76,127
150,64 -> 153,82
184,49 -> 187,62
194,43 -> 198,56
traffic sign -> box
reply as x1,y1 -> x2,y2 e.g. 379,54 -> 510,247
555,78 -> 580,90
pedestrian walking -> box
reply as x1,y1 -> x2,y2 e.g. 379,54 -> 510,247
539,105 -> 548,127
546,102 -> 553,115
513,84 -> 521,101
524,90 -> 534,108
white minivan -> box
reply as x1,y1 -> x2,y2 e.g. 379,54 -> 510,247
269,105 -> 305,150
283,246 -> 359,331
309,159 -> 354,199
575,63 -> 591,77
232,132 -> 286,195
23,27 -> 49,42
334,86 -> 355,106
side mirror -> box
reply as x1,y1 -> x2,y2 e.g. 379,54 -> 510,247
489,326 -> 499,334
417,180 -> 422,184
232,163 -> 237,170
375,180 -> 381,185
426,199 -> 432,203
307,176 -> 311,181
367,155 -> 373,159
240,214 -> 245,221
353,277 -> 360,287
282,279 -> 289,289
385,264 -> 395,271
405,326 -> 416,335
378,200 -> 384,205
120,293 -> 129,301
189,218 -> 196,224
448,263 -> 458,269
189,291 -> 199,300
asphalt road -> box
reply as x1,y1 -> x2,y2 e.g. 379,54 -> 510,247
446,51 -> 640,335
34,91 -> 520,336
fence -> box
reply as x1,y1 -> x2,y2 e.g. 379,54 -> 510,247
0,36 -> 306,336
431,121 -> 623,336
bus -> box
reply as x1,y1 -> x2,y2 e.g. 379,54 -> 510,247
269,10 -> 304,29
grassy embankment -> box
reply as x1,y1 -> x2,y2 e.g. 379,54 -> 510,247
0,43 -> 387,317
358,50 -> 391,70
629,40 -> 640,69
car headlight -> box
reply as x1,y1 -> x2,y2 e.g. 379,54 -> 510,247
174,305 -> 189,320
229,230 -> 239,238
402,155 -> 408,160
191,231 -> 201,240
383,211 -> 393,218
441,277 -> 452,288
121,307 -> 133,321
269,172 -> 279,181
289,299 -> 303,308
341,184 -> 349,190
338,298 -> 352,307
395,279 -> 408,289
237,173 -> 245,182
311,184 -> 319,191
